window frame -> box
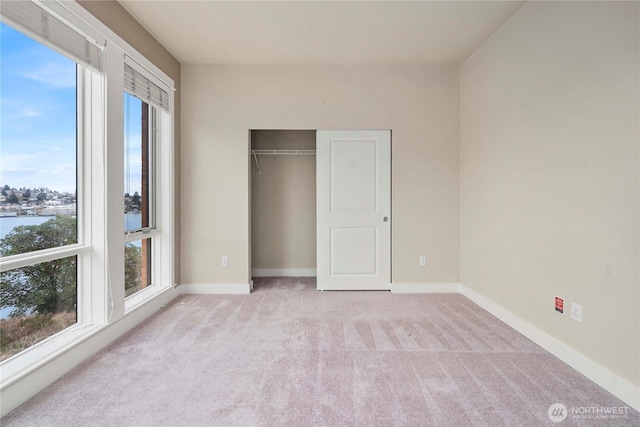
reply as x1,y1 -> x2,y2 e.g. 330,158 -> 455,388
0,51 -> 96,379
124,94 -> 157,236
0,0 -> 175,387
121,60 -> 174,310
0,43 -> 89,315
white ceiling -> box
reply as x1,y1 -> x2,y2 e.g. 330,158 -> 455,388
117,1 -> 524,65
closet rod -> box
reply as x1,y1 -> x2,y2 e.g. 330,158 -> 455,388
252,149 -> 316,155
251,149 -> 316,175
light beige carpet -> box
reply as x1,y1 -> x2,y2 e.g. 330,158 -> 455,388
3,277 -> 638,426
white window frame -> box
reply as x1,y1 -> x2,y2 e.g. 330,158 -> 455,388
123,91 -> 174,309
0,0 -> 174,389
0,32 -> 98,382
124,94 -> 157,236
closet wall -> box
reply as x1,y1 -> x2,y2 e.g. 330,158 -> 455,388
181,64 -> 459,286
251,130 -> 316,276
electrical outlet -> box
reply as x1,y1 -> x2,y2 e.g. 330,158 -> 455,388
419,256 -> 427,266
571,302 -> 582,322
221,256 -> 228,267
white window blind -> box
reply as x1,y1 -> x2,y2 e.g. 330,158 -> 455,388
0,0 -> 103,72
124,62 -> 169,112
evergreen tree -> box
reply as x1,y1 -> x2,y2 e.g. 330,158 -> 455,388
7,193 -> 19,204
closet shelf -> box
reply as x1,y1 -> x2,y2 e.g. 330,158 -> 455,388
252,149 -> 316,174
252,149 -> 316,155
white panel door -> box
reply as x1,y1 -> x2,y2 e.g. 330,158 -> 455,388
317,130 -> 391,290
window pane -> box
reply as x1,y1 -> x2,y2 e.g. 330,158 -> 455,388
125,239 -> 151,297
0,215 -> 77,257
0,255 -> 77,361
0,22 -> 78,254
124,93 -> 153,232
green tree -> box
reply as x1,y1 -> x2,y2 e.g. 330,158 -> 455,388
131,192 -> 141,210
124,243 -> 142,296
0,216 -> 77,315
23,189 -> 31,199
36,193 -> 46,202
1,216 -> 142,316
7,193 -> 19,204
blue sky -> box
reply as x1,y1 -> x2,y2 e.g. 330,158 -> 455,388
1,22 -> 143,195
1,22 -> 77,193
125,93 -> 143,198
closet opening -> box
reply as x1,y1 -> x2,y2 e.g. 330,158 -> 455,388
250,130 -> 317,288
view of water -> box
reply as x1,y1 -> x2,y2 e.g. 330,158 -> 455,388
1,213 -> 142,240
0,216 -> 53,240
0,213 -> 142,319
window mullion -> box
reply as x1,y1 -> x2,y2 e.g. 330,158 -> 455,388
0,244 -> 90,272
105,42 -> 126,321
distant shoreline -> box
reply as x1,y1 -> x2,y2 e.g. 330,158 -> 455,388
0,214 -> 76,217
0,212 -> 78,218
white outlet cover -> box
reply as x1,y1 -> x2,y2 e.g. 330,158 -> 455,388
571,302 -> 582,322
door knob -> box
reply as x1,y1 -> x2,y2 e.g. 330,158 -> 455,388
383,217 -> 389,222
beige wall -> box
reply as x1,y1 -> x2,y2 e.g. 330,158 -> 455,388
181,65 -> 460,286
460,1 -> 639,387
251,130 -> 316,272
77,1 -> 182,283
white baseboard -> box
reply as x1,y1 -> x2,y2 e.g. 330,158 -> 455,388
459,284 -> 640,412
391,282 -> 460,294
179,283 -> 251,294
1,286 -> 179,417
252,268 -> 317,277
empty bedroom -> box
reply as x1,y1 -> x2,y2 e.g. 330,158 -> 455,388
0,1 -> 638,425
